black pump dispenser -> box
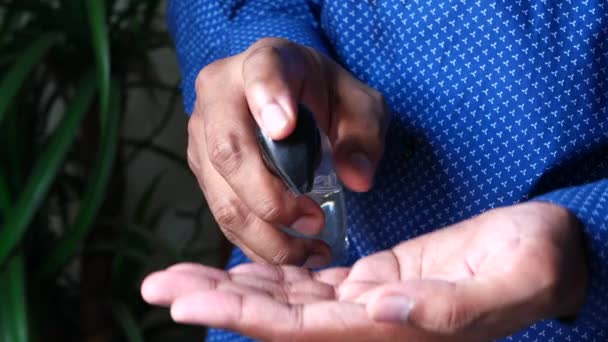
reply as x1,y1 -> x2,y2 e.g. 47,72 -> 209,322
256,104 -> 322,194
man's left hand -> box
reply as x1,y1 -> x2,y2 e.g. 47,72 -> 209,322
141,202 -> 587,341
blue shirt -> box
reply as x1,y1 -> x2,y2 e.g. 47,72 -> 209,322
167,1 -> 608,341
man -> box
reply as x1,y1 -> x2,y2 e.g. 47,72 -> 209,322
142,0 -> 607,340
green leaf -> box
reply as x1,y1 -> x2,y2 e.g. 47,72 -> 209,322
0,74 -> 96,266
86,0 -> 110,133
0,163 -> 19,342
0,254 -> 28,342
0,170 -> 9,214
37,81 -> 121,278
111,301 -> 145,342
0,32 -> 59,126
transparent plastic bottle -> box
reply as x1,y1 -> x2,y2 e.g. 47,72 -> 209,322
256,104 -> 348,266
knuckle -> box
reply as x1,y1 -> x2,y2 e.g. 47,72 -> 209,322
414,292 -> 475,335
440,301 -> 470,334
249,37 -> 288,52
187,111 -> 202,137
196,63 -> 221,93
212,202 -> 243,231
208,134 -> 243,178
270,247 -> 292,265
253,197 -> 283,223
369,88 -> 386,105
186,118 -> 204,176
186,147 -> 199,173
245,44 -> 283,66
419,298 -> 472,335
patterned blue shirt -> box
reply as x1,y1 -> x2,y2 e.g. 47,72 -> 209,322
167,1 -> 608,341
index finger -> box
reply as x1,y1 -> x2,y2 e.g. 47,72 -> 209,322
169,290 -> 449,341
197,84 -> 325,236
170,291 -> 369,341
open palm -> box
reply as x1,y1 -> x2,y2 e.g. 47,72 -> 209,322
142,202 -> 586,342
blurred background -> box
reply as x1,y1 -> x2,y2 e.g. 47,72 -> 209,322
0,1 -> 228,341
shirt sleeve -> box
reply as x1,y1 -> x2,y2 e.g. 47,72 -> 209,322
533,179 -> 608,330
166,0 -> 328,114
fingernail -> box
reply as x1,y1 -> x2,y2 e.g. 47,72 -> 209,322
291,215 -> 324,235
302,253 -> 330,269
262,103 -> 288,135
349,152 -> 374,180
372,296 -> 415,324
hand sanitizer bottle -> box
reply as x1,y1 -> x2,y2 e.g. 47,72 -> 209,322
256,104 -> 348,265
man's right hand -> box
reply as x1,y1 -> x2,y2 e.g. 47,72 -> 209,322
188,38 -> 388,268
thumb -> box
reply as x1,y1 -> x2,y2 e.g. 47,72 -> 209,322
365,278 -> 524,336
241,39 -> 329,140
241,39 -> 389,192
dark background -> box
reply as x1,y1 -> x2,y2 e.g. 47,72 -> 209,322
0,1 -> 226,341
